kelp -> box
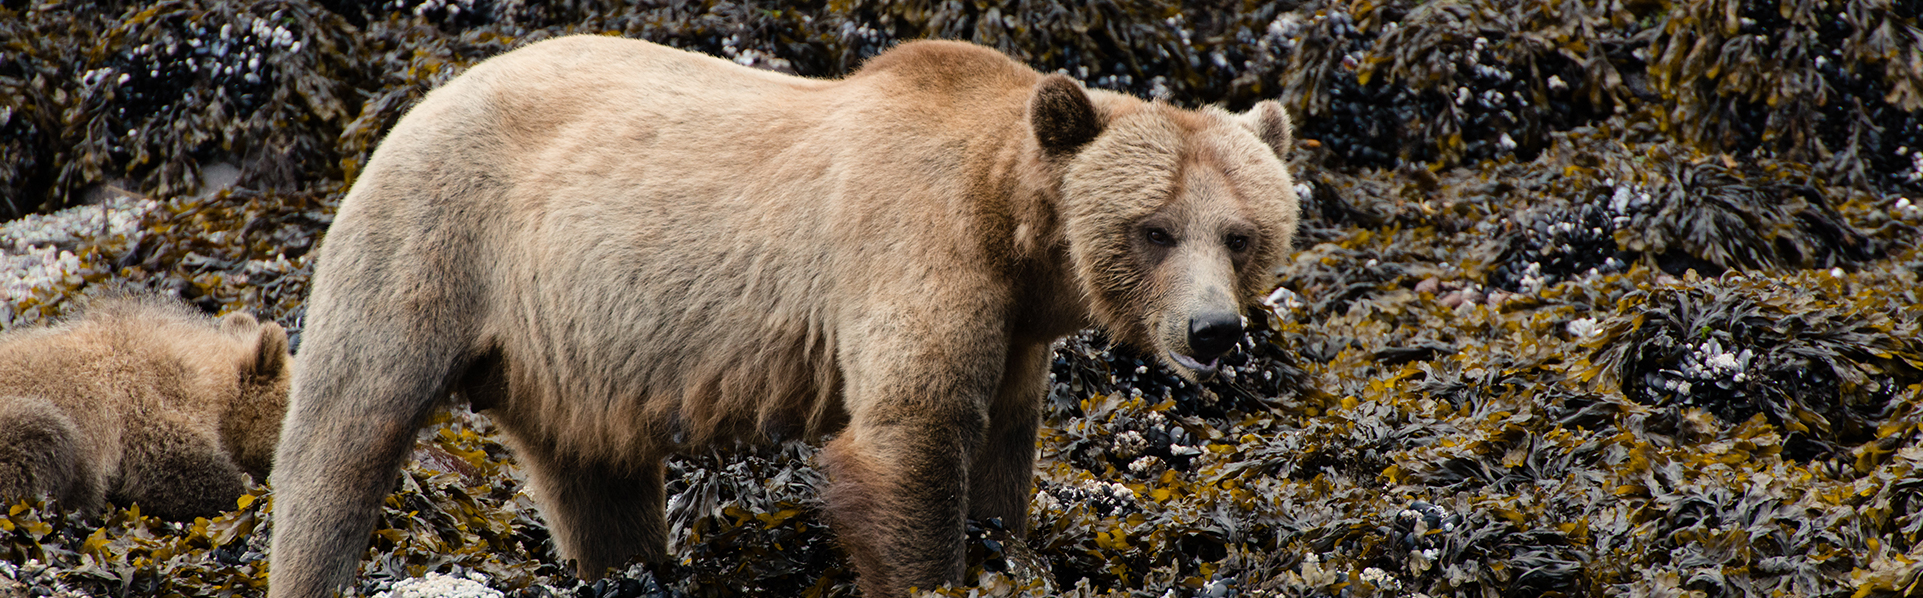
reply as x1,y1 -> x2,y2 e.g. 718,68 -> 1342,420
1,489 -> 272,596
0,0 -> 361,219
6,0 -> 1923,596
8,0 -> 1923,214
1486,125 -> 1886,293
0,3 -> 117,219
1585,273 -> 1923,459
1640,0 -> 1923,190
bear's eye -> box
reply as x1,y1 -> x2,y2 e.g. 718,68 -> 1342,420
1225,235 -> 1250,252
1145,228 -> 1175,247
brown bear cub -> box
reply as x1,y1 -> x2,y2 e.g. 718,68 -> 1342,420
0,297 -> 290,520
272,36 -> 1299,598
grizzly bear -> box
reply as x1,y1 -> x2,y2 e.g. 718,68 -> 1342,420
269,36 -> 1298,597
0,297 -> 291,520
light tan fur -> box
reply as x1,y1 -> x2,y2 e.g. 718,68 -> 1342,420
270,36 -> 1297,597
0,297 -> 291,520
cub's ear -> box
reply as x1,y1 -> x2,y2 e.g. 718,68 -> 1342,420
1236,100 -> 1294,159
219,312 -> 260,335
249,321 -> 290,380
1030,74 -> 1102,157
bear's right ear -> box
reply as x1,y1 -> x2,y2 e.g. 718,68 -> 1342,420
1030,74 -> 1102,157
249,322 -> 290,380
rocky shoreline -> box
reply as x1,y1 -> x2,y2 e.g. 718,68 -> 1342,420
3,0 -> 1920,596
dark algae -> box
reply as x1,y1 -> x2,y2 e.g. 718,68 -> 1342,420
4,0 -> 1923,596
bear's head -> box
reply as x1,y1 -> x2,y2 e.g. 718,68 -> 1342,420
217,312 -> 292,482
1036,75 -> 1299,378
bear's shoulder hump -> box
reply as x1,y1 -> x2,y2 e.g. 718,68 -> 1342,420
852,40 -> 1034,88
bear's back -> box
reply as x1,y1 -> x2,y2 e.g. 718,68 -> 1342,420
0,300 -> 249,448
371,36 -> 1040,181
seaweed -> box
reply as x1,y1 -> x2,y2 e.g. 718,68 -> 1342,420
0,3 -> 119,219
1640,0 -> 1923,190
6,0 -> 1923,597
27,0 -> 360,211
1587,274 -> 1922,459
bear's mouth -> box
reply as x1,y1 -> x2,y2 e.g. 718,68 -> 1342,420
1167,352 -> 1219,375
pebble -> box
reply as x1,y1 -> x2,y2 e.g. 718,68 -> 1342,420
0,560 -> 90,597
374,571 -> 502,598
1,194 -> 155,327
1414,276 -> 1441,295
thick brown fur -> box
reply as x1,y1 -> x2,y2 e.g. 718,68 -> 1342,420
270,36 -> 1297,598
0,297 -> 291,520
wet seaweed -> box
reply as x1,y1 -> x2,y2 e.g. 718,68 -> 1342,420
1,0 -> 364,217
6,0 -> 1923,597
1640,0 -> 1923,190
1587,274 -> 1923,459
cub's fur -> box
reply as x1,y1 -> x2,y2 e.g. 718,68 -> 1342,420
271,36 -> 1298,597
0,298 -> 290,520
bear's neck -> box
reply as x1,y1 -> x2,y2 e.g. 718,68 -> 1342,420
972,124 -> 1097,343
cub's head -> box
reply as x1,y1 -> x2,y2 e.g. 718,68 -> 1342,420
1032,75 -> 1300,378
218,312 -> 293,482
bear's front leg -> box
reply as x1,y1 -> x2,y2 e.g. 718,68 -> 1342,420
968,342 -> 1051,535
113,418 -> 249,520
822,322 -> 1005,597
267,317 -> 456,598
823,425 -> 979,596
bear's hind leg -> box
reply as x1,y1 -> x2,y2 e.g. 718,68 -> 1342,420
516,439 -> 668,579
0,396 -> 100,513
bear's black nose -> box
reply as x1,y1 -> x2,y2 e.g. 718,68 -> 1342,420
1187,312 -> 1243,362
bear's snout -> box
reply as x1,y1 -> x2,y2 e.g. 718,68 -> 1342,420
1185,312 -> 1242,366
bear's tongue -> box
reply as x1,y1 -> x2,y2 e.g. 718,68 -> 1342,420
1169,352 -> 1219,374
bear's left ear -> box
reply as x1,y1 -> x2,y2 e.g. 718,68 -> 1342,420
1236,100 -> 1293,159
1030,74 -> 1102,157
219,312 -> 260,335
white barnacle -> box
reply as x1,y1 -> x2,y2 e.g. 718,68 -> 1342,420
1706,351 -> 1740,373
1032,489 -> 1061,512
1115,430 -> 1148,457
1566,317 -> 1600,338
1360,567 -> 1399,591
1263,285 -> 1303,310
